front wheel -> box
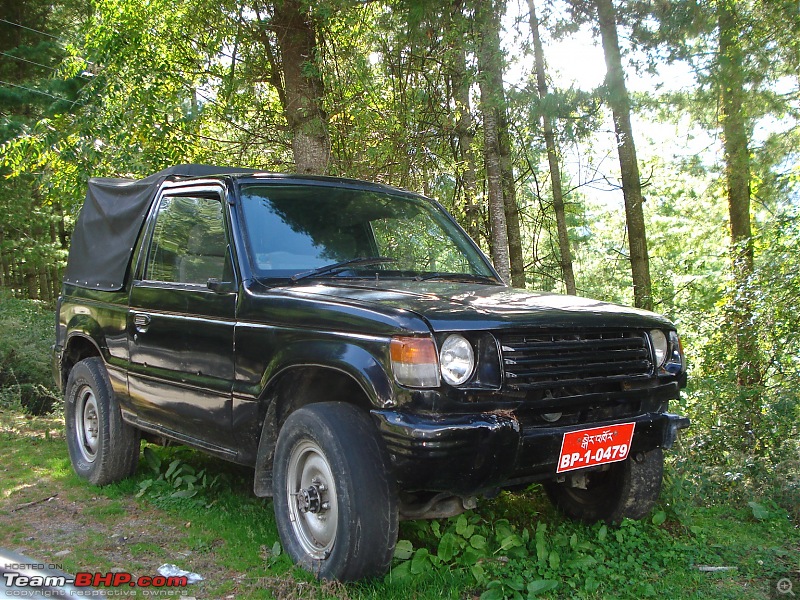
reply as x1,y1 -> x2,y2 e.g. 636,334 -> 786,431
273,402 -> 398,580
544,448 -> 663,524
64,357 -> 140,485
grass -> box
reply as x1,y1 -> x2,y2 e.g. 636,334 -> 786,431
0,410 -> 797,599
0,292 -> 798,598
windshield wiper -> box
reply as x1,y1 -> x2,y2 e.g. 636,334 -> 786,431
415,272 -> 499,284
290,257 -> 397,283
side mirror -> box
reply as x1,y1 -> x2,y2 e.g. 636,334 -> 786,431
207,278 -> 236,294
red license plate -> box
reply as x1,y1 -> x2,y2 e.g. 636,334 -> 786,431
556,422 -> 636,473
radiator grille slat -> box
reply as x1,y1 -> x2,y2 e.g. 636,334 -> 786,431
500,330 -> 653,391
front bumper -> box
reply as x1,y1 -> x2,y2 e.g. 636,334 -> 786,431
371,409 -> 690,495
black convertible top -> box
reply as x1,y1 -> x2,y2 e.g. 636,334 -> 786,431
63,164 -> 258,291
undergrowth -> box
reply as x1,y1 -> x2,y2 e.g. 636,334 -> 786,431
0,290 -> 59,414
388,487 -> 797,599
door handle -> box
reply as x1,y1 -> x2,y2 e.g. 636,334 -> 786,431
133,313 -> 151,332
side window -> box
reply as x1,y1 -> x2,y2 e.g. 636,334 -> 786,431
145,195 -> 229,284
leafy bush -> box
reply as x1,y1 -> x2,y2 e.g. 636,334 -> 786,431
672,210 -> 800,521
136,446 -> 223,503
0,289 -> 58,414
389,495 -> 702,599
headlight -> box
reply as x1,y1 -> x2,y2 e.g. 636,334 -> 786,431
665,331 -> 685,374
649,329 -> 668,366
439,335 -> 475,386
650,329 -> 685,375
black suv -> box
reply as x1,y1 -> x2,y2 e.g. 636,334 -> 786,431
53,165 -> 689,580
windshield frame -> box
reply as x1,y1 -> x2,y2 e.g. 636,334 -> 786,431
232,177 -> 501,285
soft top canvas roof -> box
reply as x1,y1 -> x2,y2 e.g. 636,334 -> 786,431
63,164 -> 259,291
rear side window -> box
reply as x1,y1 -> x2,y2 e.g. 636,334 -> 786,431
145,195 -> 229,284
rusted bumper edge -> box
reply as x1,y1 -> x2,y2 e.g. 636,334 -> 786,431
371,409 -> 690,496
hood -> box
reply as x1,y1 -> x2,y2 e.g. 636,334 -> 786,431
274,280 -> 674,332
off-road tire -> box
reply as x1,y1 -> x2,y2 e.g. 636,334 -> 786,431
65,357 -> 140,485
544,448 -> 663,524
273,402 -> 398,580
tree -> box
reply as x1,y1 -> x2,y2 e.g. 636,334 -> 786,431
257,0 -> 331,174
526,0 -> 577,294
717,0 -> 757,379
593,0 -> 652,310
630,0 -> 799,439
476,0 -> 511,282
0,0 -> 84,301
498,104 -> 527,287
449,0 -> 481,242
483,0 -> 525,287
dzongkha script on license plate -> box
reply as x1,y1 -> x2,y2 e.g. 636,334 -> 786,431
557,422 -> 636,473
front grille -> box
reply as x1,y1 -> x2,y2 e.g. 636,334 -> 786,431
499,330 -> 653,392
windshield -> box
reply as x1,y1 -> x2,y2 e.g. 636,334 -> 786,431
237,184 -> 497,281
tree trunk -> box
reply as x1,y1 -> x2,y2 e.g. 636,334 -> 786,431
13,262 -> 24,297
478,0 -> 524,287
718,0 -> 761,442
0,227 -> 7,289
595,0 -> 652,310
477,0 -> 511,282
499,118 -> 526,288
25,261 -> 39,300
270,0 -> 331,175
719,1 -> 754,277
450,22 -> 481,243
481,105 -> 510,282
527,0 -> 577,295
37,265 -> 51,303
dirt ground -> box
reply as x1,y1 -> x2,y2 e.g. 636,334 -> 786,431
0,411 -> 351,599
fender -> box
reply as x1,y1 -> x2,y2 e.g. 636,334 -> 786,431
251,339 -> 396,497
234,332 -> 395,415
63,316 -> 129,407
259,339 -> 394,408
64,316 -> 108,361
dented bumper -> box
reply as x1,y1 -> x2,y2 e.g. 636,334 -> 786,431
371,409 -> 690,495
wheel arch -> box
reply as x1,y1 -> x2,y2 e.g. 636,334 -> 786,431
252,342 -> 395,497
61,333 -> 103,390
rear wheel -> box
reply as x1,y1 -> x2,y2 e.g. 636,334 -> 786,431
65,358 -> 140,485
273,402 -> 398,580
544,448 -> 663,524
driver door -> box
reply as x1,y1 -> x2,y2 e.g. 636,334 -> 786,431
127,188 -> 237,456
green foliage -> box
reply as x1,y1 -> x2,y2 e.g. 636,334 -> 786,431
386,486 -> 799,599
664,200 -> 800,522
0,290 -> 58,413
136,446 -> 222,502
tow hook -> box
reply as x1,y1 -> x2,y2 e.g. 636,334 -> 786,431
663,413 -> 691,450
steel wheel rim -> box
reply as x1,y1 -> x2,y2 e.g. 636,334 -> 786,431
75,386 -> 100,463
286,439 -> 338,559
